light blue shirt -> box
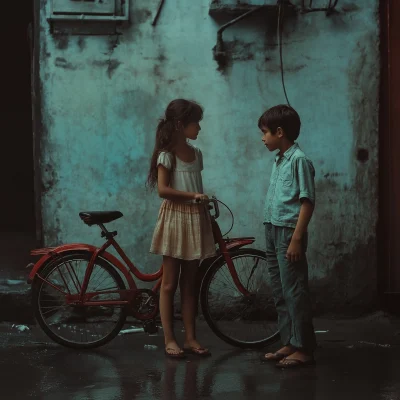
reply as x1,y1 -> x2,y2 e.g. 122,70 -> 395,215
264,143 -> 315,228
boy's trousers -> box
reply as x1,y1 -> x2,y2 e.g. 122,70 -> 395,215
265,223 -> 317,352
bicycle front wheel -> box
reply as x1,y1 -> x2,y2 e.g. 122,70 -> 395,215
32,251 -> 127,349
200,248 -> 279,349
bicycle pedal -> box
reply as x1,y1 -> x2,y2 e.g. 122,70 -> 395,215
143,320 -> 158,334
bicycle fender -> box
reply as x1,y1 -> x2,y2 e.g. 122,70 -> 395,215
27,243 -> 136,288
225,238 -> 255,250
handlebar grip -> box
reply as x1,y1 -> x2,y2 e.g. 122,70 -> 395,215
196,197 -> 220,219
211,197 -> 220,219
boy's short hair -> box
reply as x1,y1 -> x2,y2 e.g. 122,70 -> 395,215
258,105 -> 301,142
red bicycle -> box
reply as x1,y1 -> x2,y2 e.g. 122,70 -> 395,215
27,197 -> 279,349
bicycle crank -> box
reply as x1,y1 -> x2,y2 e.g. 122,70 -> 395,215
130,289 -> 159,320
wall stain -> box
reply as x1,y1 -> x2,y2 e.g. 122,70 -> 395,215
311,236 -> 377,316
107,34 -> 121,54
135,8 -> 152,24
54,35 -> 69,50
107,59 -> 122,78
77,37 -> 86,52
92,59 -> 122,79
152,47 -> 167,94
55,57 -> 77,70
341,3 -> 360,13
323,172 -> 346,179
41,163 -> 59,194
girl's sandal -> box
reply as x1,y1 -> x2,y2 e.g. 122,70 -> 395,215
184,347 -> 212,357
164,348 -> 187,359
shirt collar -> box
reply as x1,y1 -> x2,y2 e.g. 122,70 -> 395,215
275,142 -> 299,162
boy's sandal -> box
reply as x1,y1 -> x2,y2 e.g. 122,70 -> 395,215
276,358 -> 316,369
164,348 -> 187,359
260,352 -> 288,362
183,347 -> 212,357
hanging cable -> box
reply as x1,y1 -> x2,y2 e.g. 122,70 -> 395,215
277,3 -> 291,106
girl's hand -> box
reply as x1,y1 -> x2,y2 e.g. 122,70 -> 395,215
194,194 -> 209,203
286,238 -> 303,263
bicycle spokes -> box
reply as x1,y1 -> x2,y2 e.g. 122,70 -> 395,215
202,250 -> 279,347
35,254 -> 126,347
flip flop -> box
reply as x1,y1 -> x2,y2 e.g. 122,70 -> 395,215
276,358 -> 316,369
164,348 -> 186,359
260,352 -> 288,362
183,347 -> 212,357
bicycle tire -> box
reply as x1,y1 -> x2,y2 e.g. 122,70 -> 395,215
200,248 -> 280,349
32,250 -> 127,349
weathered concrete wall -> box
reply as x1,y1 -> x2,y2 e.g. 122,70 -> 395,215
38,0 -> 380,315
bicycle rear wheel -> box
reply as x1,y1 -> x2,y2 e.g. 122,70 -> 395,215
200,248 -> 279,349
32,251 -> 127,349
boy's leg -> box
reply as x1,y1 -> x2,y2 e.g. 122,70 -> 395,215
265,223 -> 292,348
276,226 -> 316,355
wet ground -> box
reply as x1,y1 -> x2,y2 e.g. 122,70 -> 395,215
1,316 -> 400,400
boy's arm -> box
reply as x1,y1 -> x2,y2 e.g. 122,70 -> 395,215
286,158 -> 315,262
293,199 -> 314,241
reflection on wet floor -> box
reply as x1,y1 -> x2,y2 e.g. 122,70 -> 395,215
0,323 -> 400,400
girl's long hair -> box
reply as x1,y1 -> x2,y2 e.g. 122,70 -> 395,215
146,99 -> 203,189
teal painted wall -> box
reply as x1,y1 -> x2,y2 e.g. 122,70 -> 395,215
38,0 -> 380,315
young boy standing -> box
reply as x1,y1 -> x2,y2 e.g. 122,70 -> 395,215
259,105 -> 317,369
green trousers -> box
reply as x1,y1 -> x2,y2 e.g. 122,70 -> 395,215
265,223 -> 317,352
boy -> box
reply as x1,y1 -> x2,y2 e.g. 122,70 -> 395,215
259,105 -> 317,369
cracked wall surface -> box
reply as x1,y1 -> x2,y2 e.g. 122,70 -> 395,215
38,0 -> 380,315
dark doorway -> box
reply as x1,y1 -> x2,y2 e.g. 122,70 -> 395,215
380,0 -> 400,311
0,3 -> 36,280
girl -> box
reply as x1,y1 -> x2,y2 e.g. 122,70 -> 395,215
147,99 -> 216,359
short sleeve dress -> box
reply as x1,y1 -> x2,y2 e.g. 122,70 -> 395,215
149,145 -> 216,261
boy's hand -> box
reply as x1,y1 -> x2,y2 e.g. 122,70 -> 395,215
286,238 -> 303,263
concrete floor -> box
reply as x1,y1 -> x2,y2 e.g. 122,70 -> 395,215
1,314 -> 400,400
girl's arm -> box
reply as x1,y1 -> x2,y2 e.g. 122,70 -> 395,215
157,165 -> 204,202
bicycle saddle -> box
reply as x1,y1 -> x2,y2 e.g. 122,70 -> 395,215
79,211 -> 123,226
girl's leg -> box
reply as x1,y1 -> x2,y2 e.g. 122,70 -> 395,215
160,256 -> 181,353
180,260 -> 209,354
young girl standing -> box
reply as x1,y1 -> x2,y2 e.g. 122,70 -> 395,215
147,99 -> 216,359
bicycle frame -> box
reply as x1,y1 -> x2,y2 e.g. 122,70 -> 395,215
27,200 -> 255,306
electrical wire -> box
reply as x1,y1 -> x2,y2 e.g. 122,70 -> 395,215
277,3 -> 291,106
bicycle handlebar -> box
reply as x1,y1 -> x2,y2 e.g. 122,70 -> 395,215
196,196 -> 220,219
